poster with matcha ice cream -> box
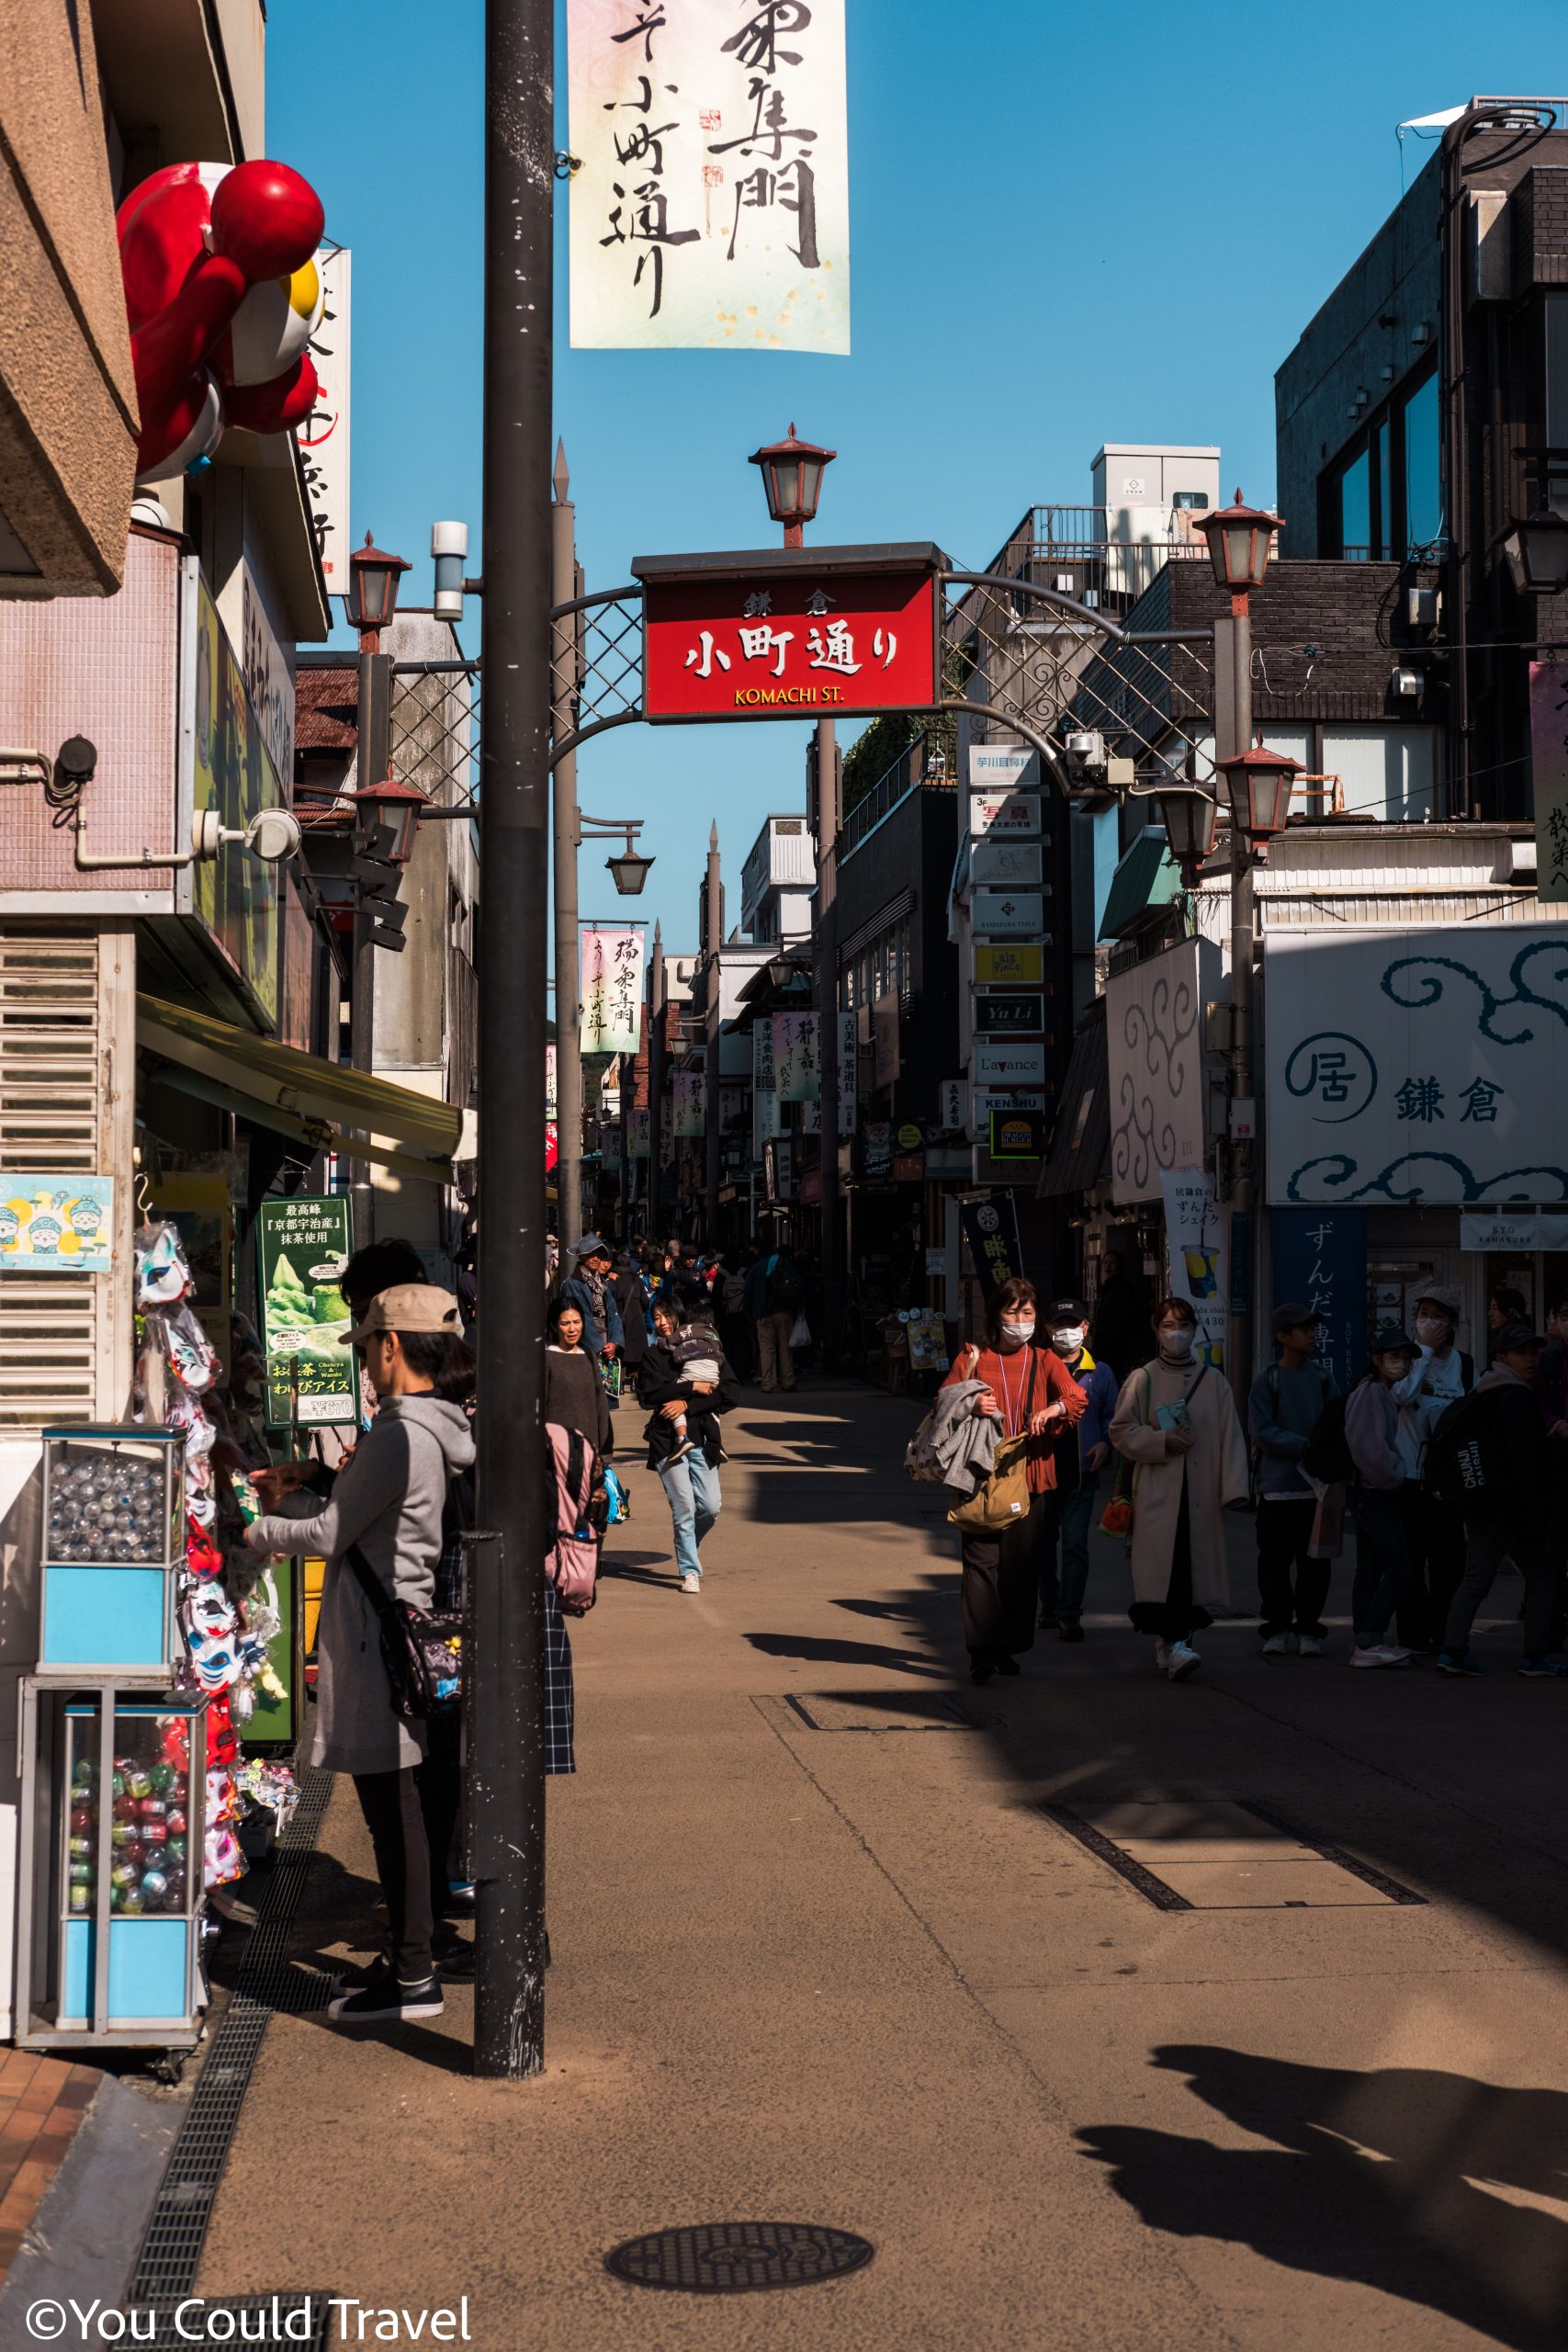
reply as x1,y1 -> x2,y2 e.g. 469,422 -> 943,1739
256,1195 -> 356,1426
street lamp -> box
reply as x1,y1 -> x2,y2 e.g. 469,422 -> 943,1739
605,843 -> 654,895
345,774 -> 427,865
749,424 -> 836,548
1156,783 -> 1220,888
1195,490 -> 1283,605
345,531 -> 412,650
1500,505 -> 1568,596
579,812 -> 652,896
1214,736 -> 1302,842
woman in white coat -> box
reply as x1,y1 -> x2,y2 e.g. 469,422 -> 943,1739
1108,1295 -> 1250,1681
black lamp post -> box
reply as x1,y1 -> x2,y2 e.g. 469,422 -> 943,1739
1156,784 -> 1220,888
748,424 -> 837,548
1501,506 -> 1568,596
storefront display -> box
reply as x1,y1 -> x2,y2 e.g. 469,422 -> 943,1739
39,1428 -> 185,1673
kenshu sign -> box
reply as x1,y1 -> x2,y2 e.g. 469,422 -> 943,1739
633,544 -> 945,723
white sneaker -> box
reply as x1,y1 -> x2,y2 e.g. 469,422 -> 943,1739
1165,1640 -> 1201,1681
1262,1631 -> 1299,1657
1350,1642 -> 1411,1668
1154,1640 -> 1173,1674
680,1570 -> 702,1593
1299,1634 -> 1327,1657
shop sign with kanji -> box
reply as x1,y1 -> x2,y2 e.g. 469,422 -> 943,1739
633,546 -> 944,722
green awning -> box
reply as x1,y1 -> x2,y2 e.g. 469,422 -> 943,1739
1098,827 -> 1182,941
136,995 -> 460,1184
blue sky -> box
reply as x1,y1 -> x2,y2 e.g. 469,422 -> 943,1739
271,0 -> 1564,949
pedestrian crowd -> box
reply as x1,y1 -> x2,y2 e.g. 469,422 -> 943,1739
929,1272 -> 1568,1688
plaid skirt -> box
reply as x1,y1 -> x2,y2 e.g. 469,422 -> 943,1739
434,1531 -> 575,1776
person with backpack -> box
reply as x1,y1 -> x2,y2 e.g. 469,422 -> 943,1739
745,1239 -> 802,1393
1109,1296 -> 1250,1682
1248,1303 -> 1337,1657
1436,1322 -> 1568,1677
246,1285 -> 475,2026
1389,1284 -> 1474,1653
1037,1297 -> 1119,1642
940,1278 -> 1085,1683
1343,1326 -> 1420,1668
637,1292 -> 739,1590
544,1297 -> 614,1463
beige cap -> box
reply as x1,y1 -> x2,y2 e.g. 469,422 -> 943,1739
344,1283 -> 462,1344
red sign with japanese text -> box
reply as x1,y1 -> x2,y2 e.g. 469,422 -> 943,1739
642,568 -> 940,722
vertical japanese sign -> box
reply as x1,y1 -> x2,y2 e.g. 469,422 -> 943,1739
1270,1206 -> 1368,1395
673,1070 -> 705,1136
546,1044 -> 558,1118
838,1006 -> 856,1137
957,1191 -> 1022,1299
753,1016 -> 780,1154
568,0 -> 849,353
296,246 -> 351,590
256,1196 -> 356,1428
773,1011 -> 818,1102
581,925 -> 645,1055
627,1105 -> 651,1159
1529,661 -> 1568,903
1159,1168 -> 1227,1371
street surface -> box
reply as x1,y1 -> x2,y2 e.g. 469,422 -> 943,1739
199,1385 -> 1568,2351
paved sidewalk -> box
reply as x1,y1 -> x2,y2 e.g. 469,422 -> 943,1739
194,1384 -> 1568,2350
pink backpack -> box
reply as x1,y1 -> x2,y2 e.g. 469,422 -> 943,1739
545,1422 -> 599,1614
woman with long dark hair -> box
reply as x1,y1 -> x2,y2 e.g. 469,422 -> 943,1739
939,1277 -> 1086,1682
544,1295 -> 614,1461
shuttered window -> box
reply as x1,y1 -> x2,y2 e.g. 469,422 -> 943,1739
0,925 -> 131,1430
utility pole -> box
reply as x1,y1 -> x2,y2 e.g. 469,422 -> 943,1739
1214,610 -> 1255,1418
349,649 -> 392,1248
472,0 -> 551,2080
704,823 -> 723,1247
814,718 -> 843,1364
648,921 -> 666,1240
550,444 -> 583,1255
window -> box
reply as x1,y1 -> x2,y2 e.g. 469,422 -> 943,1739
1338,448 -> 1371,558
1401,367 -> 1441,551
1374,419 -> 1393,560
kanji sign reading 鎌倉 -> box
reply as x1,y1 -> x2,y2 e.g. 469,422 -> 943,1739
568,0 -> 849,353
634,549 -> 943,723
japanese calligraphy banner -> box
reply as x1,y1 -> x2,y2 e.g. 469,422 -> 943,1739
296,246 -> 351,590
627,1105 -> 651,1159
772,1010 -> 818,1102
1529,661 -> 1568,903
1269,1205 -> 1367,1395
641,564 -> 939,722
580,925 -> 645,1056
752,1015 -> 779,1156
673,1070 -> 705,1136
568,0 -> 849,352
1159,1168 -> 1227,1372
1265,926 -> 1568,1205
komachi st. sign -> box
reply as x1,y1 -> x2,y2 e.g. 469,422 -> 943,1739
632,544 -> 945,723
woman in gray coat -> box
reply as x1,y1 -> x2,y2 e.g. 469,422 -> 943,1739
247,1283 -> 475,2026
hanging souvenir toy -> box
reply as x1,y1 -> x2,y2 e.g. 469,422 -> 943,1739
135,1221 -> 192,1309
183,1580 -> 241,1691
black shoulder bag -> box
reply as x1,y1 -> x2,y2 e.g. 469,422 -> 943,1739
344,1544 -> 463,1724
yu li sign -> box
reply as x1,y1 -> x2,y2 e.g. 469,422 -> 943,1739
633,547 -> 944,723
568,0 -> 850,352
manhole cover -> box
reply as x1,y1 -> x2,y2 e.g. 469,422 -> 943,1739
604,2221 -> 874,2294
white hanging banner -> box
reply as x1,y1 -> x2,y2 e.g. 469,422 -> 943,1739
296,246 -> 351,591
568,0 -> 850,354
673,1069 -> 705,1136
772,1011 -> 818,1103
546,1044 -> 558,1119
580,926 -> 645,1056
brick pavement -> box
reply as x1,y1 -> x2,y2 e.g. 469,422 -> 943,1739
0,2050 -> 100,2278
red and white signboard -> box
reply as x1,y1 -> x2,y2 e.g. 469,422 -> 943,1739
637,553 -> 942,723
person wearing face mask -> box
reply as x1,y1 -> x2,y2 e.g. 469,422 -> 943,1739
1108,1297 -> 1250,1681
1037,1298 -> 1119,1642
1343,1326 -> 1420,1667
1389,1285 -> 1473,1654
939,1277 -> 1086,1683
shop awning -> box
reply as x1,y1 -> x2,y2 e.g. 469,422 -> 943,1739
1098,827 -> 1182,941
1037,1007 -> 1110,1199
136,995 -> 461,1185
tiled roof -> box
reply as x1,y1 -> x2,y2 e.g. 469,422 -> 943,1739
296,665 -> 358,751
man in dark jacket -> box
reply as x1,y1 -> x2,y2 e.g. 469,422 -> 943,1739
1038,1298 -> 1120,1642
610,1250 -> 649,1372
637,1294 -> 739,1590
1439,1323 -> 1565,1676
554,1233 -> 625,1365
743,1242 -> 801,1393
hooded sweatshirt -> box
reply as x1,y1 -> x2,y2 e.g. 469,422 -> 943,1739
248,1394 -> 476,1773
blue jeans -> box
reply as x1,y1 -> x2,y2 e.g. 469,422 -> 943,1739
659,1447 -> 722,1578
1041,1476 -> 1099,1621
1349,1486 -> 1413,1644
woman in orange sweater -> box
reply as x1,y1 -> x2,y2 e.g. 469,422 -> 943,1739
941,1277 -> 1086,1682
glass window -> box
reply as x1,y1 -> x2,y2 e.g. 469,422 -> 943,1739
1401,368 -> 1441,552
1374,419 -> 1392,560
1339,447 -> 1371,558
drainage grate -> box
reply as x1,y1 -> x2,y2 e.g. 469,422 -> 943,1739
784,1691 -> 975,1733
1043,1805 -> 1195,1911
1238,1800 -> 1427,1905
605,2222 -> 874,2294
139,2294 -> 332,2350
130,1767 -> 335,2305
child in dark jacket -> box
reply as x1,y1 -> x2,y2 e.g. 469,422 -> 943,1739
637,1295 -> 739,1468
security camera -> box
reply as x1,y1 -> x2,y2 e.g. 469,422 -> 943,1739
56,736 -> 97,786
1066,729 -> 1106,769
244,808 -> 302,863
432,521 -> 469,621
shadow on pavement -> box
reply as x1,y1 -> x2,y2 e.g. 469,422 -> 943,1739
742,1630 -> 952,1680
1080,2044 -> 1568,2351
